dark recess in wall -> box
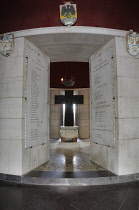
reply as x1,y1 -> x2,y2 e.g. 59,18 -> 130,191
50,62 -> 89,88
0,0 -> 139,33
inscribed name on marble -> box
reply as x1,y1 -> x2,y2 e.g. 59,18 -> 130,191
90,47 -> 115,147
25,48 -> 49,148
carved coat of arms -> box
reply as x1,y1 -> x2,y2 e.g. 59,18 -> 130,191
126,30 -> 139,56
60,2 -> 77,26
0,33 -> 14,57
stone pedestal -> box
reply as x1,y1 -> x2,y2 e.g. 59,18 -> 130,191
60,126 -> 78,142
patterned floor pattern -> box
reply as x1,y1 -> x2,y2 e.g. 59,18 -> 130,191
35,139 -> 105,172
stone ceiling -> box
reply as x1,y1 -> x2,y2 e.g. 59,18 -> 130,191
26,33 -> 113,62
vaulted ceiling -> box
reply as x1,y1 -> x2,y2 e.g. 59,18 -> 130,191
26,32 -> 113,62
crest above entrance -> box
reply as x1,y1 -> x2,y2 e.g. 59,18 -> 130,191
60,2 -> 77,26
0,33 -> 14,57
126,30 -> 139,56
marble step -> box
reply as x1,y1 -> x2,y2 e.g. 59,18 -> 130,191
21,171 -> 139,186
1,171 -> 139,186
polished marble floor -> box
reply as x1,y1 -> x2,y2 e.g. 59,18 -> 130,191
35,139 -> 105,172
0,181 -> 139,209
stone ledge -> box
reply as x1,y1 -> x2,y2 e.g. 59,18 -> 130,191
0,172 -> 139,186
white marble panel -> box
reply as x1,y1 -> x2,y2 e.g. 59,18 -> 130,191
25,48 -> 50,148
107,142 -> 119,173
118,118 -> 139,140
90,43 -> 115,147
118,139 -> 139,175
117,57 -> 139,78
118,97 -> 139,118
90,142 -> 119,174
0,139 -> 22,175
0,98 -> 23,118
0,119 -> 23,140
0,57 -> 24,78
22,142 -> 49,175
0,77 -> 23,98
118,77 -> 139,97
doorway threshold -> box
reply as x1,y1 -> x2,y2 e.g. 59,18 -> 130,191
21,170 -> 139,186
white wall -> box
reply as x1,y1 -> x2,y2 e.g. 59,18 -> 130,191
22,38 -> 50,175
116,37 -> 139,175
0,38 -> 24,175
90,38 -> 119,174
50,89 -> 62,139
90,37 -> 139,175
0,37 -> 50,176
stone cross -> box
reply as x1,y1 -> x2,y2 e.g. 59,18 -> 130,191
55,90 -> 83,126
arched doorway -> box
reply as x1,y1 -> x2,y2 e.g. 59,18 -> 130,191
1,26 -> 130,177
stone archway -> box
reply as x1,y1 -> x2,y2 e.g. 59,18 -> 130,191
1,27 -> 138,177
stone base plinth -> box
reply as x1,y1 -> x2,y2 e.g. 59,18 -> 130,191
60,126 -> 78,142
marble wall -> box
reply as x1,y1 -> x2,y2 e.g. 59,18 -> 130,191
0,38 -> 24,175
77,89 -> 90,139
0,38 -> 50,176
90,38 -> 119,174
22,38 -> 50,175
90,37 -> 139,175
116,37 -> 139,175
50,89 -> 62,139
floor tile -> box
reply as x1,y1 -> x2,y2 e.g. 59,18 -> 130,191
123,194 -> 139,208
47,198 -> 77,210
0,182 -> 139,210
93,204 -> 111,209
84,190 -> 109,203
106,189 -> 128,202
72,197 -> 96,210
128,187 -> 139,198
99,196 -> 122,209
35,191 -> 60,204
119,203 -> 138,210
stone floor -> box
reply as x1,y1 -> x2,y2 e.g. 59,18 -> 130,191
0,181 -> 139,209
35,139 -> 105,172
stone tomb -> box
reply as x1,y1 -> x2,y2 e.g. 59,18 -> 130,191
60,126 -> 79,142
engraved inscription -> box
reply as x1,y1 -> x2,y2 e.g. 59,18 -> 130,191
26,48 -> 49,148
90,47 -> 114,147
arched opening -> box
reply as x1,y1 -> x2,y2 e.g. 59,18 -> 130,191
1,26 -> 132,180
21,27 -> 118,176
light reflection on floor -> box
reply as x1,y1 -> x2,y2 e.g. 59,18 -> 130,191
35,139 -> 105,172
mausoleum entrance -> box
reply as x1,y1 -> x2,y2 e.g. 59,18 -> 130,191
1,26 -> 131,177
23,27 -> 117,175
